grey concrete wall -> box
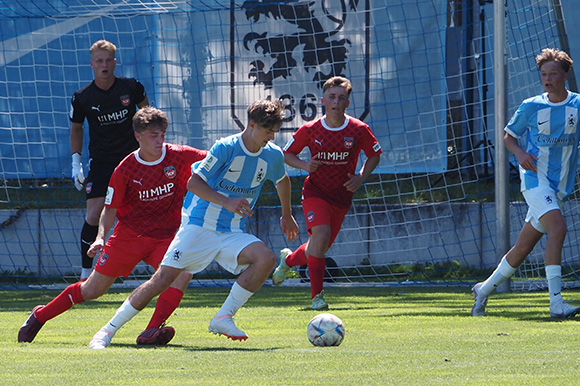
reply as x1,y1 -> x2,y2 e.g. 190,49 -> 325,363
250,202 -> 567,270
4,201 -> 580,276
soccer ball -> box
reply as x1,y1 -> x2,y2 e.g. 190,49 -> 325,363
307,313 -> 345,347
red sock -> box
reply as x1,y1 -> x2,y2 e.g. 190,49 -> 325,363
308,255 -> 325,299
285,243 -> 308,267
35,281 -> 85,323
146,286 -> 184,329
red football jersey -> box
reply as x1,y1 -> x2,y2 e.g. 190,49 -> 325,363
106,143 -> 207,238
284,115 -> 382,208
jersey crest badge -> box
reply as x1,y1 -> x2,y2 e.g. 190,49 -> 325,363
344,137 -> 354,149
255,167 -> 264,183
120,95 -> 130,106
164,166 -> 176,179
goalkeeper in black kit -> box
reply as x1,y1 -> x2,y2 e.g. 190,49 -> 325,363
69,39 -> 149,280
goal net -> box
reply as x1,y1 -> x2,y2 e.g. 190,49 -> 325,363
0,0 -> 577,290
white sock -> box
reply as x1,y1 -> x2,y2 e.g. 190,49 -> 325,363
215,282 -> 253,318
546,265 -> 563,304
80,268 -> 92,280
480,256 -> 517,295
102,299 -> 140,334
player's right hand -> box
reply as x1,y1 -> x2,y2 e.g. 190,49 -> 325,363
87,240 -> 104,258
226,197 -> 253,218
516,152 -> 538,173
71,153 -> 85,191
305,153 -> 321,173
280,214 -> 299,241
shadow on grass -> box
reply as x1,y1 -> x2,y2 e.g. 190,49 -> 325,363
4,286 -> 580,323
109,342 -> 281,352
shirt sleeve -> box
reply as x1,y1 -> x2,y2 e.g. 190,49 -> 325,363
505,101 -> 531,138
270,147 -> 286,184
132,79 -> 147,105
69,92 -> 85,124
361,124 -> 383,156
283,125 -> 308,154
194,140 -> 227,181
184,146 -> 208,165
105,166 -> 127,209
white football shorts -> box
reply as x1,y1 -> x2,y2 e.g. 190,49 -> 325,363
522,186 -> 563,234
160,224 -> 261,275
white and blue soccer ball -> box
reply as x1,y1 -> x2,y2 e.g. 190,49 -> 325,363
307,313 -> 345,347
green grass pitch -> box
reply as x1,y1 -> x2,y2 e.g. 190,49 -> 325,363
2,286 -> 580,385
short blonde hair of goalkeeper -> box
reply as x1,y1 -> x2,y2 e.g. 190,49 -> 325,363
90,40 -> 117,57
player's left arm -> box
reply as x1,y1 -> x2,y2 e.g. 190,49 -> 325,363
137,96 -> 150,109
504,131 -> 537,173
275,174 -> 299,241
344,154 -> 381,193
133,78 -> 150,108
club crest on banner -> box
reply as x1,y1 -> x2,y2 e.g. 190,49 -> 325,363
229,0 -> 369,147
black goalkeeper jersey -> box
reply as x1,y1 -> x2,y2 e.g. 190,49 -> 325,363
70,76 -> 147,164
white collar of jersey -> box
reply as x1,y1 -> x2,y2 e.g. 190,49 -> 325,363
321,115 -> 350,131
543,90 -> 571,106
238,133 -> 263,156
135,143 -> 167,166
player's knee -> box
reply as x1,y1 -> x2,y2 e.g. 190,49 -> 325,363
255,249 -> 276,271
512,243 -> 534,257
170,271 -> 193,291
239,242 -> 276,269
84,208 -> 102,225
151,274 -> 174,290
152,266 -> 182,289
265,252 -> 276,270
309,234 -> 331,252
548,223 -> 567,241
311,229 -> 331,242
80,283 -> 104,301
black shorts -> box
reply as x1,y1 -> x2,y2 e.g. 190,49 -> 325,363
84,160 -> 118,200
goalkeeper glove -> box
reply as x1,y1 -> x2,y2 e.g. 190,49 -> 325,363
71,152 -> 85,191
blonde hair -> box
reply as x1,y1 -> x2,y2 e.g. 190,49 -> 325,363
536,48 -> 573,72
90,40 -> 116,57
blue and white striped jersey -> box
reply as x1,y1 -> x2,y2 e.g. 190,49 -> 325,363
505,91 -> 580,201
182,133 -> 286,232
